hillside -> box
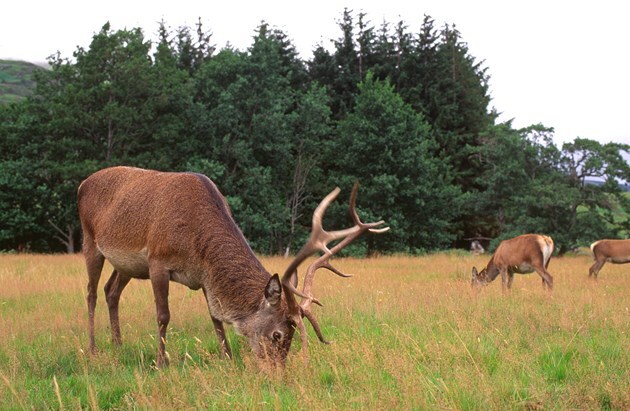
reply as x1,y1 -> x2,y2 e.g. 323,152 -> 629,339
585,178 -> 630,192
0,59 -> 43,103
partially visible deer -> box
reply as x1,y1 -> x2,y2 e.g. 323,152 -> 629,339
588,239 -> 630,280
471,234 -> 554,291
78,166 -> 388,367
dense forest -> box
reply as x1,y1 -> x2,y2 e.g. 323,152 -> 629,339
1,10 -> 629,255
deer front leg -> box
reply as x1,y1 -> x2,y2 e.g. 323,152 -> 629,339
104,270 -> 131,346
211,316 -> 232,359
500,269 -> 509,293
507,272 -> 515,290
201,288 -> 233,359
149,263 -> 171,368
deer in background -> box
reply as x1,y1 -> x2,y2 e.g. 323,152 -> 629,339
589,239 -> 630,280
471,234 -> 554,292
78,166 -> 388,367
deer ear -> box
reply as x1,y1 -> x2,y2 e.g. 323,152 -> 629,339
264,273 -> 282,307
472,267 -> 478,278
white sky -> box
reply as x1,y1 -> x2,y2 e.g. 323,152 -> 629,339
1,0 -> 629,147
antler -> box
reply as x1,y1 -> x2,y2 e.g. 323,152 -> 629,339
281,182 -> 389,352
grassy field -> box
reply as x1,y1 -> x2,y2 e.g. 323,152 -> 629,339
0,253 -> 628,410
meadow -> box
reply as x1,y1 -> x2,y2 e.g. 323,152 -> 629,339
0,252 -> 628,410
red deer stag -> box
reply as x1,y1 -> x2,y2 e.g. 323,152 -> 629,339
78,166 -> 388,367
471,234 -> 554,291
589,239 -> 630,280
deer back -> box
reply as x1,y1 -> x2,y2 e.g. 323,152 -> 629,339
78,166 -> 270,314
591,239 -> 630,263
492,234 -> 553,269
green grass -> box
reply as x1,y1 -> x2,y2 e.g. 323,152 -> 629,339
0,253 -> 628,409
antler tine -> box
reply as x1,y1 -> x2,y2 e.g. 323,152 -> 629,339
281,182 -> 388,351
297,182 -> 388,344
280,186 -> 342,306
302,308 -> 331,344
321,260 -> 353,278
348,181 -> 389,232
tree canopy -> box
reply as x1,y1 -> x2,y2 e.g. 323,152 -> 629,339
0,10 -> 628,254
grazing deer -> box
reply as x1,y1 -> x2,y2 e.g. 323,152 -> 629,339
588,239 -> 630,280
471,234 -> 554,291
78,166 -> 388,367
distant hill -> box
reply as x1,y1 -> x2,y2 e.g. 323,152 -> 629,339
585,178 -> 630,192
0,60 -> 44,104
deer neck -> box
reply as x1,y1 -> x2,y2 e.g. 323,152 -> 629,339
197,230 -> 272,324
484,258 -> 501,282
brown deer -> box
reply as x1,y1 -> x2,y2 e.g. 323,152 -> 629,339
588,239 -> 630,280
471,234 -> 554,291
78,166 -> 388,367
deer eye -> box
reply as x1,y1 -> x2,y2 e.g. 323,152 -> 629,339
272,331 -> 283,342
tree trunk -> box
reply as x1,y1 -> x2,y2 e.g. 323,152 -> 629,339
49,220 -> 75,253
285,148 -> 315,257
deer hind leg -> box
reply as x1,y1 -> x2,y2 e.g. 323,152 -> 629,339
211,316 -> 232,359
535,267 -> 554,291
149,262 -> 171,368
84,242 -> 105,354
588,259 -> 605,280
104,270 -> 131,346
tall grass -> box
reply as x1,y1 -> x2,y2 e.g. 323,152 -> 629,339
0,253 -> 628,409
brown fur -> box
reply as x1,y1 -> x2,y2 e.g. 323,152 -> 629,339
471,234 -> 554,291
78,166 -> 296,366
589,239 -> 630,279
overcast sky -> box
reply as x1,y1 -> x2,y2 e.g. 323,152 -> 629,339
1,0 -> 629,147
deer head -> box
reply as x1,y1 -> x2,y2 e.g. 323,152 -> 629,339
235,273 -> 297,363
471,266 -> 490,287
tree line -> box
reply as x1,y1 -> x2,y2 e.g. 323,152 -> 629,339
1,10 -> 628,254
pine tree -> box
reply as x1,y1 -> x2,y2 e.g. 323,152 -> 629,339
327,72 -> 463,253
